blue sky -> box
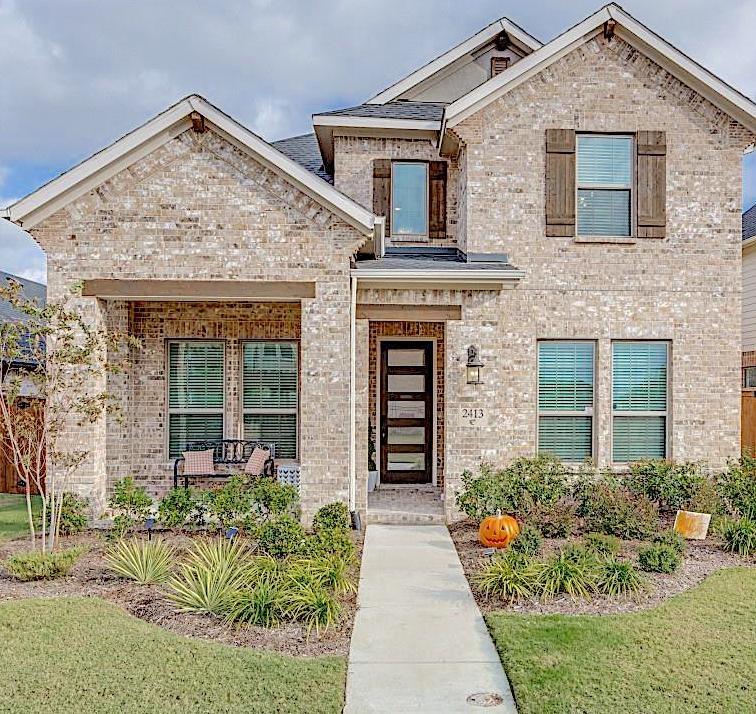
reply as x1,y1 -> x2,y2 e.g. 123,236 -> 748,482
1,0 -> 755,284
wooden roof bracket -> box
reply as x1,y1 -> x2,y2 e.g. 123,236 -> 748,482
190,111 -> 206,133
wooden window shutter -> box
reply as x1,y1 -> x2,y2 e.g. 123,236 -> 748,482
429,161 -> 447,240
545,129 -> 576,237
373,159 -> 391,236
636,131 -> 666,238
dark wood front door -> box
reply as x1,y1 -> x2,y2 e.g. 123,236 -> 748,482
380,341 -> 433,484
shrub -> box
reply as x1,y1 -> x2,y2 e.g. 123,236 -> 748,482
579,482 -> 659,539
638,543 -> 682,573
247,554 -> 287,584
282,584 -> 341,636
105,538 -> 175,584
109,477 -> 152,537
250,478 -> 299,520
306,554 -> 357,595
158,488 -> 206,530
46,492 -> 89,536
256,516 -> 306,558
167,538 -> 251,615
313,502 -> 351,531
651,529 -> 686,556
303,527 -> 356,561
536,549 -> 596,600
526,498 -> 578,538
225,581 -> 282,627
474,551 -> 538,601
4,547 -> 85,581
509,525 -> 543,557
595,557 -> 644,596
560,543 -> 597,566
205,476 -> 254,531
718,516 -> 756,557
685,478 -> 722,515
717,456 -> 756,518
584,532 -> 620,557
627,460 -> 704,512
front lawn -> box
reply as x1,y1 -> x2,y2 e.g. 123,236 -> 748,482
0,494 -> 40,542
0,597 -> 346,713
487,567 -> 756,713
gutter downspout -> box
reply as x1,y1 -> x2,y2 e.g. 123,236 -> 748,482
348,274 -> 357,515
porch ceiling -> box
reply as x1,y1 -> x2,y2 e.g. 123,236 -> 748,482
81,279 -> 316,301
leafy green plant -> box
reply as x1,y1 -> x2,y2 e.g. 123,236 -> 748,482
105,538 -> 175,584
109,477 -> 152,537
205,476 -> 254,531
509,524 -> 543,557
717,456 -> 756,518
584,532 -> 620,557
45,492 -> 89,536
282,585 -> 341,636
157,488 -> 206,530
638,543 -> 682,573
627,460 -> 704,512
247,554 -> 286,584
250,478 -> 299,520
256,516 -> 306,558
526,498 -> 578,538
651,529 -> 686,556
4,546 -> 85,581
167,538 -> 251,615
595,557 -> 644,596
306,555 -> 357,595
225,581 -> 282,627
578,481 -> 659,539
536,549 -> 596,600
313,502 -> 351,531
685,478 -> 722,515
474,551 -> 538,600
561,543 -> 597,566
302,527 -> 355,561
718,516 -> 756,557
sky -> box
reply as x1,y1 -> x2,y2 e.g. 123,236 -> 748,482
1,0 -> 755,285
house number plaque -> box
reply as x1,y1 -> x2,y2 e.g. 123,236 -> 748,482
461,407 -> 485,426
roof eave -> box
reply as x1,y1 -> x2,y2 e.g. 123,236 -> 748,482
352,268 -> 524,290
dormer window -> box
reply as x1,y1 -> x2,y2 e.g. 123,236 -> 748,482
391,162 -> 428,237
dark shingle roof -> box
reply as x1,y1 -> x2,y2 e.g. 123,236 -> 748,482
315,102 -> 446,122
271,133 -> 333,184
745,204 -> 756,241
0,272 -> 46,324
355,249 -> 518,272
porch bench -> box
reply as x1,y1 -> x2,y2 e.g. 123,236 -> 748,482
173,439 -> 275,489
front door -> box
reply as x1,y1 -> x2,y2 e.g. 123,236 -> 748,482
380,341 -> 433,484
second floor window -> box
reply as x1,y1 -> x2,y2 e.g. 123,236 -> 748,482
577,134 -> 633,237
392,162 -> 428,237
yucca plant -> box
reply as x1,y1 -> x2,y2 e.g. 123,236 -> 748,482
225,581 -> 282,627
594,556 -> 644,596
719,516 -> 756,557
167,538 -> 252,615
536,549 -> 596,600
474,551 -> 537,601
247,554 -> 286,585
306,555 -> 357,595
105,538 -> 175,584
283,584 -> 342,636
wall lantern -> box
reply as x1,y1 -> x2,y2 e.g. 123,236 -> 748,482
466,345 -> 484,385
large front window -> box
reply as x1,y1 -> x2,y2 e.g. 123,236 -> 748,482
242,341 -> 298,459
577,134 -> 633,236
537,341 -> 595,462
167,341 -> 224,458
391,161 -> 428,237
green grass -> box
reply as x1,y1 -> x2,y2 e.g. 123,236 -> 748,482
487,567 -> 756,713
0,597 -> 346,713
0,494 -> 40,542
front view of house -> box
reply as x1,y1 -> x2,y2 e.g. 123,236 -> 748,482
5,4 -> 756,523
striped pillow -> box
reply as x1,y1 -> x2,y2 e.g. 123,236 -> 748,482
244,446 -> 270,476
182,448 -> 215,476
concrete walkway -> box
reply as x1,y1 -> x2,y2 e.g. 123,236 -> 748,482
345,525 -> 517,713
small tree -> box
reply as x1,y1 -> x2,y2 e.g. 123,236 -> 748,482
0,279 -> 139,552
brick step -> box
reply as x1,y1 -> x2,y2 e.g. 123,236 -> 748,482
366,509 -> 446,525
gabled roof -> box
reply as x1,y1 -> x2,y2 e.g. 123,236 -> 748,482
441,3 -> 756,151
271,133 -> 333,184
744,204 -> 756,242
316,102 -> 446,122
366,17 -> 542,105
3,95 -> 383,244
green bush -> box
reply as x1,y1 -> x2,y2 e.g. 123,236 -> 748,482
579,481 -> 659,539
109,477 -> 152,537
157,488 -> 206,530
651,529 -> 686,556
4,547 -> 85,581
205,476 -> 254,531
584,532 -> 620,557
638,543 -> 682,573
305,554 -> 357,595
560,543 -> 597,566
595,557 -> 644,596
282,584 -> 341,636
718,516 -> 756,557
313,502 -> 351,531
456,456 -> 570,521
225,581 -> 282,627
527,498 -> 578,538
536,549 -> 596,600
717,456 -> 756,518
303,527 -> 356,561
474,551 -> 538,601
256,516 -> 306,558
105,538 -> 175,584
250,478 -> 300,520
627,460 -> 704,512
46,492 -> 89,536
509,525 -> 543,557
685,478 -> 722,515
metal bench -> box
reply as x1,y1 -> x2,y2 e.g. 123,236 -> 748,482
173,439 -> 275,489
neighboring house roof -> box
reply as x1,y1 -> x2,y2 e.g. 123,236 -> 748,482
0,271 -> 46,367
271,133 -> 333,184
316,102 -> 446,122
441,3 -> 756,150
366,17 -> 542,105
3,95 -> 383,246
745,205 -> 756,242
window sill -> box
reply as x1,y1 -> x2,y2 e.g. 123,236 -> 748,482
574,235 -> 637,245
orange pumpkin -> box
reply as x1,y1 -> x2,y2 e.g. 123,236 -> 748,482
479,514 -> 520,548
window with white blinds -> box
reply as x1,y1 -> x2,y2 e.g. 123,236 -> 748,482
577,134 -> 633,236
167,341 -> 224,458
242,341 -> 298,459
537,341 -> 595,461
612,341 -> 669,462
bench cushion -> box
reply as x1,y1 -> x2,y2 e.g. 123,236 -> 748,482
183,448 -> 215,475
244,446 -> 269,476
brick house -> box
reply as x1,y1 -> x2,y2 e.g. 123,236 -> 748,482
4,4 -> 756,523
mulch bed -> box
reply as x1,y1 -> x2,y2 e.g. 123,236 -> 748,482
0,530 -> 363,657
449,519 -> 753,616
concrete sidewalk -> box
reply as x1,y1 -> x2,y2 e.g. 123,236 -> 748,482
344,525 -> 517,713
